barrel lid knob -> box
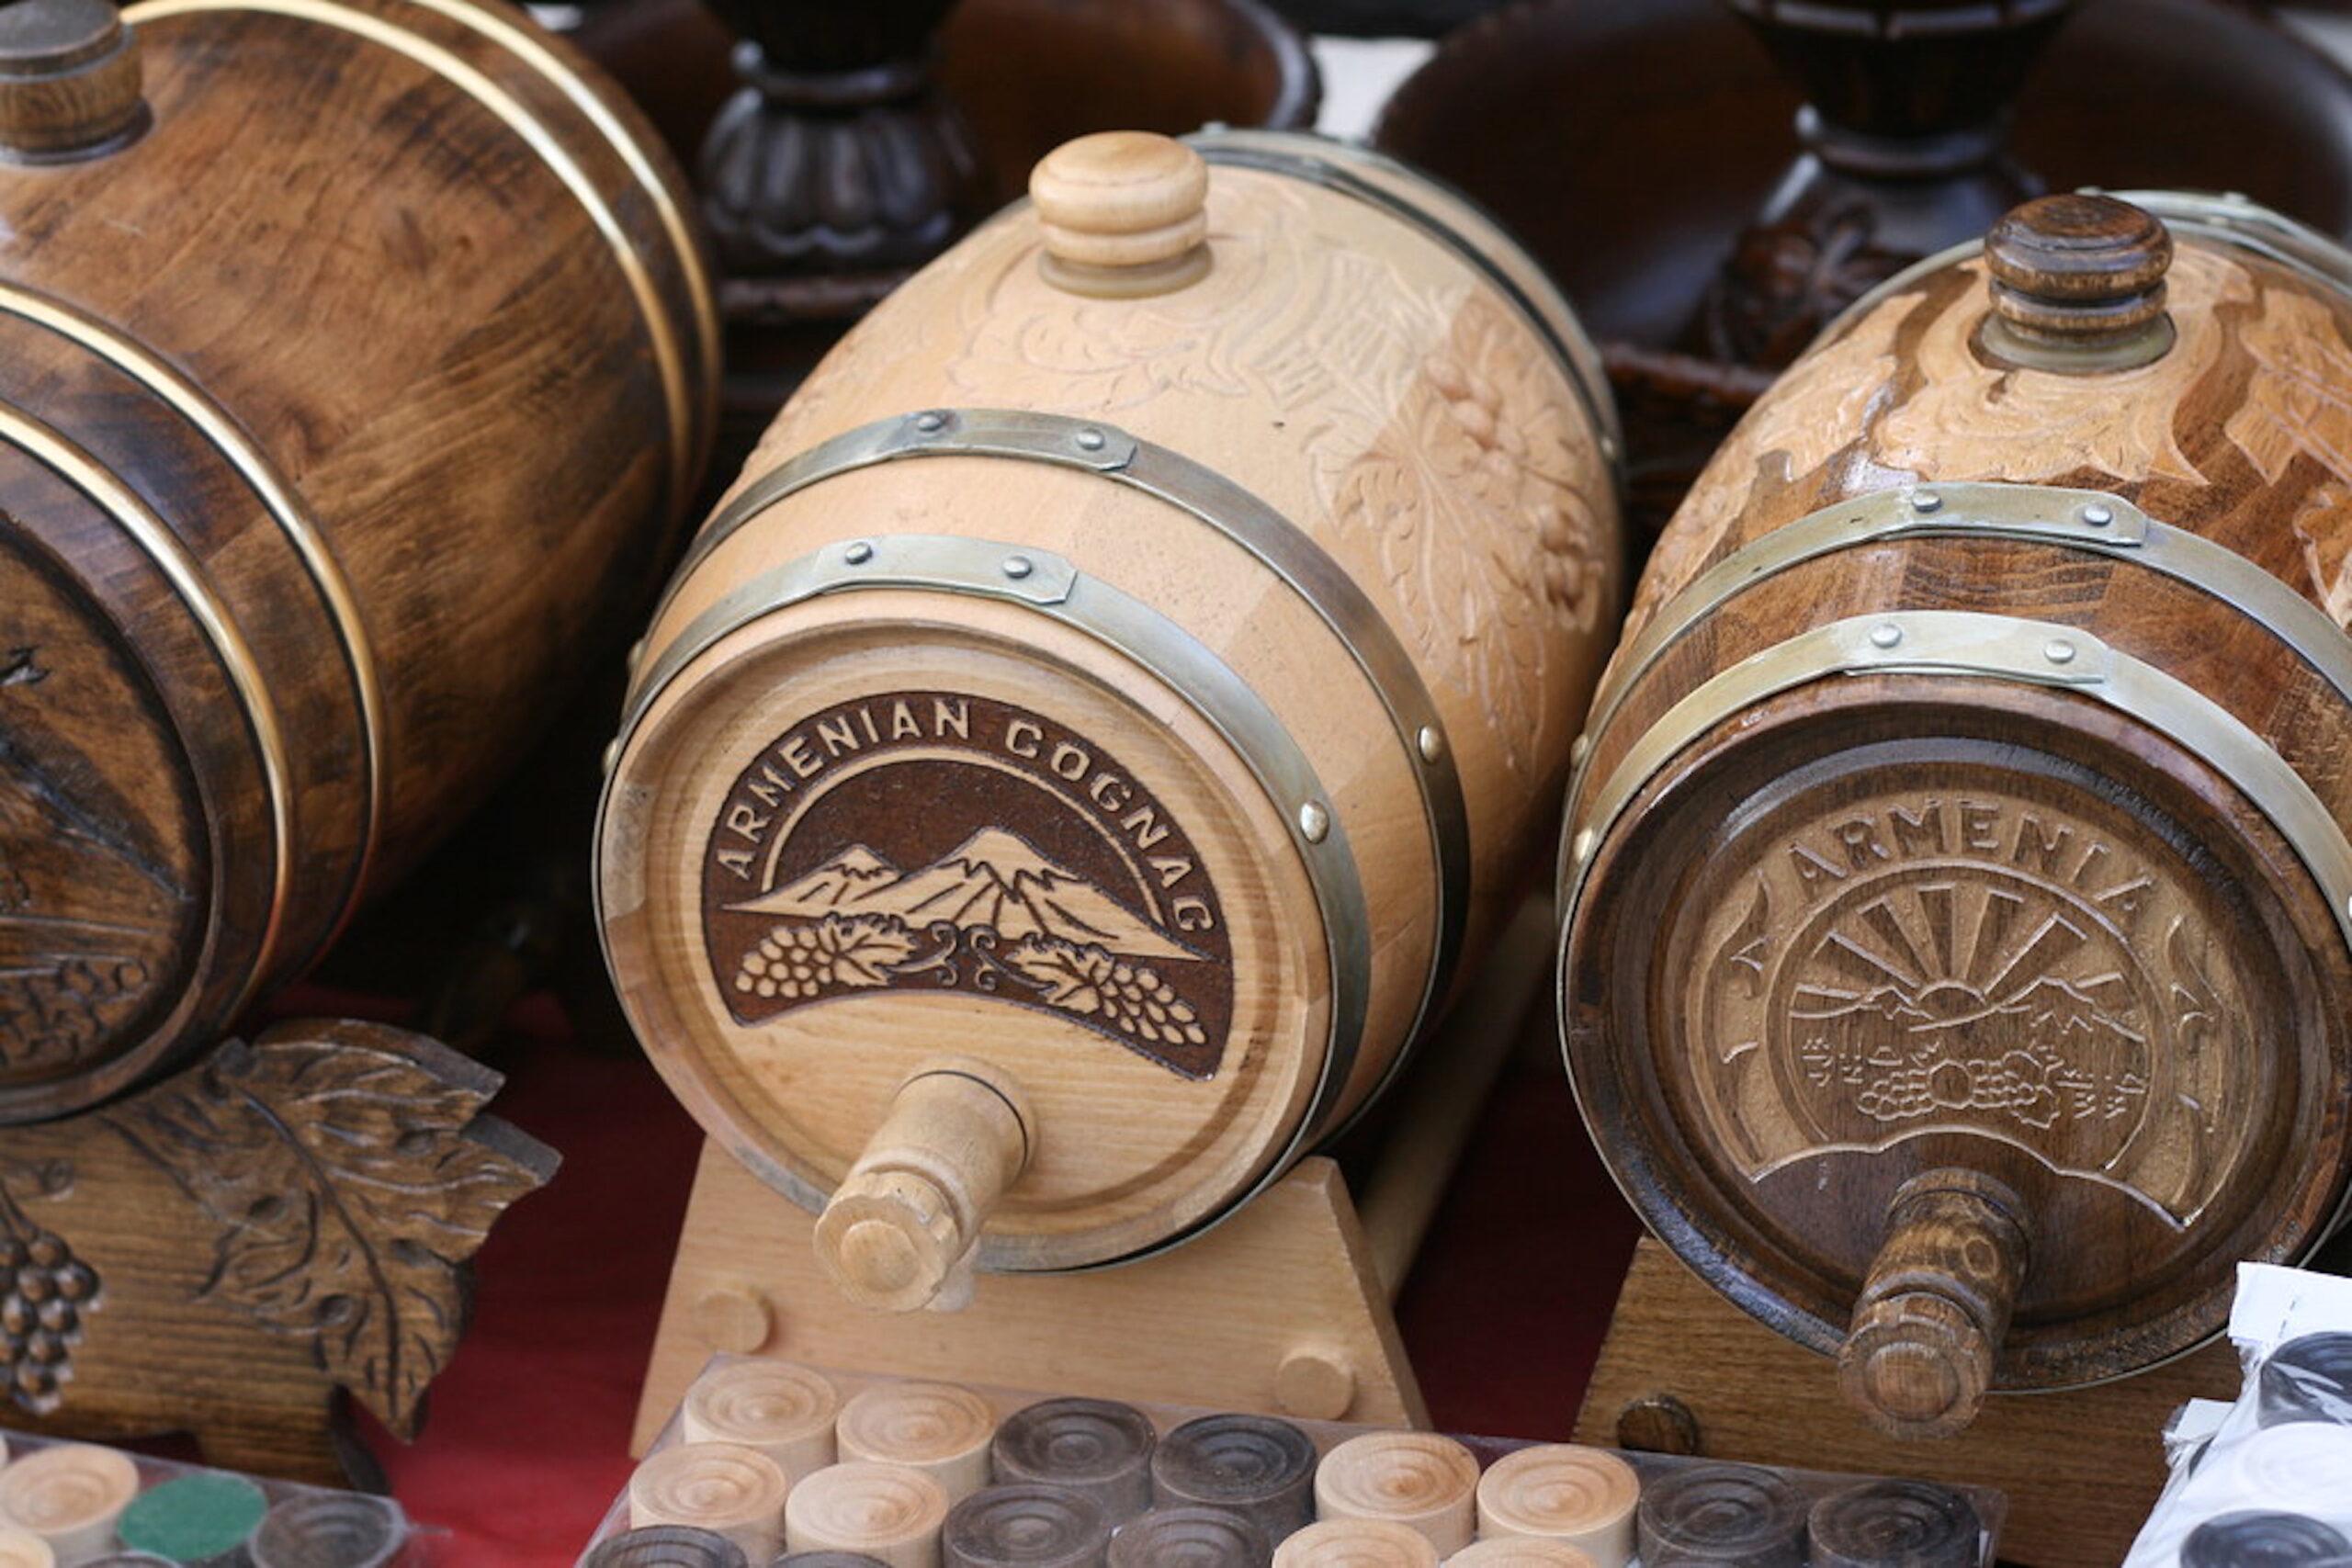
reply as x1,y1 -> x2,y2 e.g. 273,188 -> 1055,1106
1031,131 -> 1211,299
1982,193 -> 2175,371
0,0 -> 146,163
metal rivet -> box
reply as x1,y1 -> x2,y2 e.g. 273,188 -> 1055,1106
600,739 -> 620,775
1002,555 -> 1035,580
1076,427 -> 1106,452
844,540 -> 875,566
1910,491 -> 1942,515
1869,623 -> 1903,649
2044,638 -> 2077,665
1298,802 -> 1330,843
626,637 -> 644,673
2080,502 -> 2115,527
1571,828 -> 1598,864
1417,726 -> 1444,762
914,411 -> 946,433
1570,734 -> 1591,768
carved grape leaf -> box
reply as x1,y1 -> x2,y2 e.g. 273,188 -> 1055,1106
1009,936 -> 1108,1014
99,1020 -> 555,1438
813,913 -> 918,987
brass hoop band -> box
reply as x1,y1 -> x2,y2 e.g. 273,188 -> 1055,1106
125,0 -> 701,522
601,533 -> 1372,1269
0,400 -> 295,1024
639,407 -> 1473,1092
0,283 -> 382,959
1572,481 -> 2352,832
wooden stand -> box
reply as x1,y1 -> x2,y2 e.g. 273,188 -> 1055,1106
636,1147 -> 1425,1453
1575,1240 -> 2243,1568
2,1020 -> 555,1485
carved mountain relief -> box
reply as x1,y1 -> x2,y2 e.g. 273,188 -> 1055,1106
703,692 -> 1233,1078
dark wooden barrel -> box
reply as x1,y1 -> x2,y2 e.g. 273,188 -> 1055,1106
1560,190 -> 2352,1437
0,0 -> 718,1122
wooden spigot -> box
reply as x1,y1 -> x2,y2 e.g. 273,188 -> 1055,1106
0,0 -> 145,163
1837,1168 -> 2030,1440
1031,130 -> 1212,299
812,1060 -> 1034,1313
1981,192 -> 2177,372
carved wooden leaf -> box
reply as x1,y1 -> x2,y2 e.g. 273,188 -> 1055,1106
99,1020 -> 555,1438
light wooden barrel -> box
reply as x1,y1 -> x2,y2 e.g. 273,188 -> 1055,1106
0,0 -> 717,1122
1560,190 -> 2352,1436
600,129 -> 1623,1305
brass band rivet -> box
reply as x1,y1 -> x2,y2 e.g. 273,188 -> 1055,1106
2045,638 -> 2078,665
845,540 -> 876,566
1299,802 -> 1331,843
2080,502 -> 2115,527
1570,734 -> 1591,768
1910,491 -> 1943,515
1417,725 -> 1444,762
627,637 -> 644,673
602,739 -> 620,774
1075,427 -> 1107,452
1869,623 -> 1904,649
1002,554 -> 1035,580
1571,828 -> 1598,864
915,411 -> 947,434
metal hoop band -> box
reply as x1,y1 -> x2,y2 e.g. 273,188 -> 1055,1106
601,534 -> 1373,1268
638,407 -> 1471,1079
1561,610 -> 2352,975
126,0 -> 701,522
1185,129 -> 1624,473
0,399 -> 294,1017
0,282 -> 382,955
1573,482 -> 2352,831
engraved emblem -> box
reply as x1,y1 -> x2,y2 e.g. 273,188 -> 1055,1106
701,692 -> 1232,1077
1681,791 -> 2256,1225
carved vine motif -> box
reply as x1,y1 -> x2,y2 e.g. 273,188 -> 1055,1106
98,1023 -> 553,1438
0,1159 -> 96,1416
945,175 -> 1611,776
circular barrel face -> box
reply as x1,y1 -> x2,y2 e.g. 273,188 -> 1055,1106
1566,674 -> 2352,1389
604,588 -> 1330,1273
0,529 -> 211,1122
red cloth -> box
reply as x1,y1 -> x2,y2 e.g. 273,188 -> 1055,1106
360,1012 -> 1637,1564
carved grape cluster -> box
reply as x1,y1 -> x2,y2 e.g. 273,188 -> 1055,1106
734,914 -> 916,1001
1011,940 -> 1207,1049
0,1206 -> 96,1413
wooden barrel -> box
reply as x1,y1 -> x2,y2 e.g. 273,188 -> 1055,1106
1559,189 -> 2352,1437
600,129 -> 1623,1305
0,0 -> 718,1122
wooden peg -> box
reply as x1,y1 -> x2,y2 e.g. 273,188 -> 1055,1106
0,0 -> 145,163
0,1531 -> 50,1568
1838,1169 -> 2031,1440
1104,1506 -> 1269,1568
1473,1446 -> 1638,1568
1031,131 -> 1212,299
1270,1519 -> 1437,1568
814,1063 -> 1034,1314
1151,1414 -> 1317,1541
838,1382 -> 999,1503
784,1462 -> 950,1568
683,1360 -> 841,1481
628,1441 -> 791,1562
1312,1433 -> 1478,1556
1273,1349 -> 1356,1423
1980,193 -> 2176,371
1447,1542 -> 1600,1567
990,1399 -> 1156,1524
0,1445 -> 138,1560
1806,1480 -> 1983,1568
1634,1464 -> 1807,1568
942,1483 -> 1111,1568
695,1286 -> 777,1356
